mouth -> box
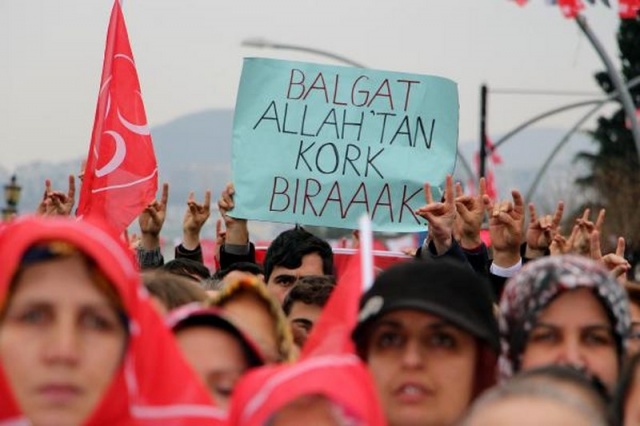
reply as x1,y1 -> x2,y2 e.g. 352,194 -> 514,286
393,383 -> 432,403
37,384 -> 82,405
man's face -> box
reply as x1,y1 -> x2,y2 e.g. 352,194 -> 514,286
267,253 -> 325,304
287,302 -> 323,350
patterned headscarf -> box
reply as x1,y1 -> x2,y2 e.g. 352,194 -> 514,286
499,255 -> 630,379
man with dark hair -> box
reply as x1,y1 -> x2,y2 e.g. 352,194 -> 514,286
217,183 -> 334,304
213,261 -> 264,282
162,258 -> 211,282
282,275 -> 336,349
263,227 -> 334,303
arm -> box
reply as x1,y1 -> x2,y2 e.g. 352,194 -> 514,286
217,182 -> 252,266
136,183 -> 168,269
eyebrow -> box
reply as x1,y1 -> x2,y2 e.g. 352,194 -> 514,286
8,299 -> 117,313
291,318 -> 313,329
273,274 -> 296,282
533,322 -> 612,331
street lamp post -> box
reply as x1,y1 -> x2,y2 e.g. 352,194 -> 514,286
242,38 -> 367,68
2,175 -> 22,221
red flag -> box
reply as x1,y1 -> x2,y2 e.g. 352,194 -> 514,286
620,0 -> 640,18
301,248 -> 366,358
624,108 -> 640,129
486,137 -> 503,165
473,137 -> 501,200
513,0 -> 529,5
77,0 -> 158,234
558,0 -> 585,17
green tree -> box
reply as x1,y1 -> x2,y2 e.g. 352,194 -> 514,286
575,17 -> 640,254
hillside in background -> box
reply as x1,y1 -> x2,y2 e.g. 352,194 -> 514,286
1,109 -> 595,240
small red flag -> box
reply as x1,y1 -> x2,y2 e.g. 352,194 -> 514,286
620,0 -> 640,18
77,0 -> 158,234
558,0 -> 585,18
301,248 -> 365,358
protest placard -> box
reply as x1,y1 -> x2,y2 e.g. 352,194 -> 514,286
231,58 -> 458,232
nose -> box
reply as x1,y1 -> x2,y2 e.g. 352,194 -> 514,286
554,337 -> 586,370
43,320 -> 80,365
401,338 -> 424,369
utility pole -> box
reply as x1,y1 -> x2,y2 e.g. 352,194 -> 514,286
479,84 -> 488,179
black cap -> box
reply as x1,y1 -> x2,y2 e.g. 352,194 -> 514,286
352,258 -> 499,353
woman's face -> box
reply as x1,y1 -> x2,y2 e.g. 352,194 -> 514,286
175,326 -> 249,410
522,288 -> 618,391
0,256 -> 126,425
365,309 -> 477,426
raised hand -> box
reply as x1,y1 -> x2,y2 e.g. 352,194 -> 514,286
549,224 -> 580,256
122,228 -> 141,251
182,190 -> 211,250
36,175 -> 76,216
217,182 -> 248,245
590,230 -> 630,282
484,190 -> 525,267
526,201 -> 564,258
454,177 -> 486,249
138,183 -> 169,249
572,208 -> 605,256
415,175 -> 457,255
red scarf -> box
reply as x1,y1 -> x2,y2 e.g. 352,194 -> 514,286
0,216 -> 226,425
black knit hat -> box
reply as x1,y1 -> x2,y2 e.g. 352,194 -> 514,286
352,258 -> 500,353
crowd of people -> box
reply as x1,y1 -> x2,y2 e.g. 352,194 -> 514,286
0,173 -> 639,425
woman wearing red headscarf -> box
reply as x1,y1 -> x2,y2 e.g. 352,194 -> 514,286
0,216 -> 226,425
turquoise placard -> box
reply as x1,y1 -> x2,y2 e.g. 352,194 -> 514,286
231,58 -> 458,232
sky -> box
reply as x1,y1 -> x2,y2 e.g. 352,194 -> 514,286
0,0 -> 623,172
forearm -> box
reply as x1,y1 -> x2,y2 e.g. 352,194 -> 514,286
225,220 -> 249,245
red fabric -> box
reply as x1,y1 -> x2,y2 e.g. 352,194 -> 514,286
0,216 -> 226,425
227,249 -> 385,425
76,0 -> 158,235
624,108 -> 640,129
558,0 -> 585,17
200,238 -> 218,271
228,355 -> 385,426
485,137 -> 503,165
301,249 -> 364,358
620,0 -> 640,18
473,137 -> 501,200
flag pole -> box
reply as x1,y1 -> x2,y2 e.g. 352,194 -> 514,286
358,214 -> 374,291
575,14 -> 640,166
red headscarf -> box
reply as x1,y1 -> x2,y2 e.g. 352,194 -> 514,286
0,216 -> 226,425
228,247 -> 386,425
228,354 -> 385,425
